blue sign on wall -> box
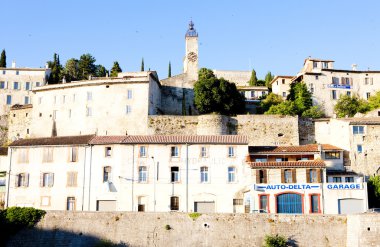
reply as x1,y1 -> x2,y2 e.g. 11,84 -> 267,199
327,84 -> 351,89
326,183 -> 362,190
254,184 -> 320,191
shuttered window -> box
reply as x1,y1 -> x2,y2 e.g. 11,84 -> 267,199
170,196 -> 179,211
67,172 -> 77,187
15,173 -> 29,187
41,173 -> 54,187
256,169 -> 267,184
282,169 -> 296,183
103,166 -> 112,182
43,148 -> 54,163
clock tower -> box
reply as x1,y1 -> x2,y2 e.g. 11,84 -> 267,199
183,20 -> 198,80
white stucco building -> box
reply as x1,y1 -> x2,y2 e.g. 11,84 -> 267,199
293,58 -> 380,116
270,76 -> 293,99
0,62 -> 50,115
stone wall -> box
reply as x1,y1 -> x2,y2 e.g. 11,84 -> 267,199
347,214 -> 380,247
0,115 -> 8,146
298,117 -> 315,145
8,211 -> 348,247
148,114 -> 300,146
7,105 -> 32,142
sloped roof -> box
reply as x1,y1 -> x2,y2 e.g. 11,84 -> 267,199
89,136 -> 128,145
121,135 -> 248,144
9,135 -> 95,147
0,147 -> 8,156
249,144 -> 342,154
248,160 -> 326,169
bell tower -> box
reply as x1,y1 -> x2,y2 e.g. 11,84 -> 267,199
183,20 -> 199,80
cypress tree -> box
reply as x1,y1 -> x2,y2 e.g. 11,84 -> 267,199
168,61 -> 172,78
110,61 -> 122,77
248,69 -> 258,86
0,49 -> 6,68
141,58 -> 144,71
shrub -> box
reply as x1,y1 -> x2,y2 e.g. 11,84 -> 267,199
5,207 -> 46,227
263,234 -> 287,247
188,212 -> 202,221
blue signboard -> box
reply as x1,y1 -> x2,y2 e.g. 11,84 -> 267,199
254,184 -> 320,191
327,84 -> 351,89
325,183 -> 362,190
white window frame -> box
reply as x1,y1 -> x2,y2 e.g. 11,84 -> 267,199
138,166 -> 147,183
171,146 -> 179,157
139,146 -> 146,157
127,89 -> 133,99
228,146 -> 235,158
228,166 -> 236,183
200,166 -> 209,183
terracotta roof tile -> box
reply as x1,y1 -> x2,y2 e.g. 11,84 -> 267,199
249,144 -> 342,154
248,160 -> 326,169
9,135 -> 95,147
89,136 -> 128,145
121,135 -> 248,144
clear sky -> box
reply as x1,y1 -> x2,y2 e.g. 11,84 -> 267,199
2,0 -> 380,79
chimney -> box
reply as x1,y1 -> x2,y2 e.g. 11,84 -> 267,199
11,61 -> 16,68
352,64 -> 357,71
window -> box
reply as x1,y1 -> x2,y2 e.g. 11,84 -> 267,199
347,91 -> 351,96
126,105 -> 132,115
259,195 -> 268,212
41,173 -> 54,187
313,62 -> 318,68
25,82 -> 31,90
323,62 -> 328,69
170,196 -> 179,211
284,169 -> 293,183
86,107 -> 92,117
18,149 -> 29,163
255,158 -> 267,162
171,166 -> 179,182
309,169 -> 318,183
13,82 -> 19,90
310,195 -> 320,213
332,90 -> 337,100
87,91 -> 92,101
138,166 -> 147,182
15,173 -> 29,187
228,146 -> 235,157
332,77 -> 339,84
357,145 -> 363,153
366,92 -> 371,99
353,126 -> 364,135
103,166 -> 112,182
315,75 -> 319,80
24,96 -> 30,104
70,147 -> 78,162
0,81 -> 5,89
325,151 -> 340,159
139,146 -> 146,157
282,92 -> 286,97
257,170 -> 267,184
67,172 -> 78,187
62,95 -> 66,103
2,70 -> 5,75
67,197 -> 76,211
228,167 -> 236,183
345,177 -> 354,183
333,177 -> 342,183
16,71 -> 19,75
105,147 -> 112,157
40,196 -> 51,206
200,167 -> 209,183
35,82 -> 41,87
200,146 -> 207,157
282,79 -> 285,84
275,158 -> 288,162
127,89 -> 133,99
6,95 -> 11,105
43,148 -> 54,162
171,146 -> 179,157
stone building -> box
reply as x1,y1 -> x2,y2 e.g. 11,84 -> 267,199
246,144 -> 368,214
270,75 -> 294,99
293,57 -> 380,116
0,62 -> 50,115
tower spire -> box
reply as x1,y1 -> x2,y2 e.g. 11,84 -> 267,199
185,20 -> 198,37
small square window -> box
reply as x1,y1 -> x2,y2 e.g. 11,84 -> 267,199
333,177 -> 342,183
0,81 -> 5,89
13,82 -> 19,90
353,126 -> 364,135
139,146 -> 146,157
345,177 -> 354,183
24,96 -> 30,104
6,95 -> 12,105
200,147 -> 207,157
16,71 -> 19,75
105,147 -> 112,157
171,167 -> 180,182
126,105 -> 132,115
35,82 -> 41,87
127,90 -> 133,99
357,145 -> 363,153
228,146 -> 235,157
25,82 -> 31,90
171,146 -> 179,157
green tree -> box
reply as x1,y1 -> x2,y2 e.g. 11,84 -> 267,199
78,53 -> 96,80
248,69 -> 258,86
368,175 -> 380,208
265,101 -> 297,116
368,91 -> 380,110
287,82 -> 312,114
63,58 -> 79,82
110,61 -> 122,77
47,53 -> 63,84
141,57 -> 144,71
302,105 -> 325,118
261,93 -> 283,112
256,80 -> 266,86
265,71 -> 274,88
95,65 -> 108,77
194,68 -> 245,115
334,95 -> 369,118
168,61 -> 172,78
0,49 -> 6,67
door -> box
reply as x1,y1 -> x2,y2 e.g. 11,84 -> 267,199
194,201 -> 215,213
338,199 -> 363,214
277,193 -> 302,214
96,200 -> 116,211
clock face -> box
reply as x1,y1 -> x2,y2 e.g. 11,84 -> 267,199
187,52 -> 198,62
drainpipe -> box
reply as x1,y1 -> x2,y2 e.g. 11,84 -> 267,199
81,145 -> 88,211
6,148 -> 13,208
186,143 -> 189,212
321,168 -> 326,214
131,145 -> 135,211
87,145 -> 93,211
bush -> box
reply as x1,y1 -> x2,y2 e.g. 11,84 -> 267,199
5,207 -> 46,227
263,234 -> 287,247
188,212 -> 202,221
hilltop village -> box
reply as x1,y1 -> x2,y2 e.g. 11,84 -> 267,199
0,21 -> 379,215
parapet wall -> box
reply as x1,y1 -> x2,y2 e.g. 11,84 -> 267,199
8,212 -> 349,247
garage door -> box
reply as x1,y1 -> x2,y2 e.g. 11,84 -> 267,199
277,193 -> 302,214
338,199 -> 363,214
194,202 -> 215,213
97,200 -> 116,211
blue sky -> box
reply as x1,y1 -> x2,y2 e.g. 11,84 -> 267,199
2,0 -> 380,79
